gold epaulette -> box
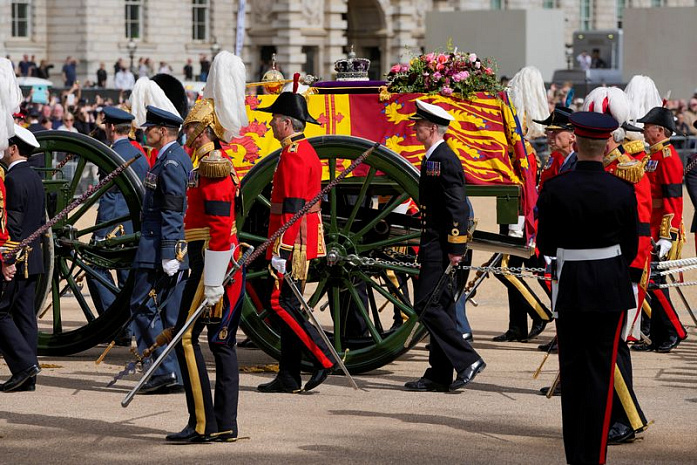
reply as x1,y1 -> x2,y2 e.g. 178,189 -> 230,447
199,150 -> 234,178
622,139 -> 645,155
0,165 -> 5,182
613,156 -> 644,184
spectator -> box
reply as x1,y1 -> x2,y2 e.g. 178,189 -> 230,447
62,56 -> 77,87
158,61 -> 172,74
590,49 -> 607,69
683,98 -> 697,136
35,60 -> 54,79
199,54 -> 210,82
18,54 -> 32,77
576,50 -> 591,71
114,66 -> 135,90
114,58 -> 124,76
74,105 -> 95,135
51,105 -> 64,129
183,58 -> 193,80
96,62 -> 108,88
39,117 -> 53,131
57,112 -> 78,133
674,112 -> 691,149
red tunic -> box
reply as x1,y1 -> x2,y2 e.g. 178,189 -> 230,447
538,150 -> 565,189
266,134 -> 326,261
645,140 -> 683,241
604,140 -> 652,284
0,171 -> 9,261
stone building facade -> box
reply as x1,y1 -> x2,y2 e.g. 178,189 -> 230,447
0,0 -> 694,88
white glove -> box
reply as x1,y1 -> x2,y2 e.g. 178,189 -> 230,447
508,215 -> 525,238
204,285 -> 225,306
543,256 -> 552,266
161,259 -> 180,276
656,239 -> 672,259
271,255 -> 286,275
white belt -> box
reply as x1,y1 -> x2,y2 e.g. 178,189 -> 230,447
556,245 -> 621,262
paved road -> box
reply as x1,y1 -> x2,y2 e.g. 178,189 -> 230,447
1,198 -> 696,464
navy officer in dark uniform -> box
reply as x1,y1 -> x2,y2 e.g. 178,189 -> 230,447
129,106 -> 192,394
0,125 -> 45,392
537,112 -> 639,465
404,100 -> 485,393
86,106 -> 148,315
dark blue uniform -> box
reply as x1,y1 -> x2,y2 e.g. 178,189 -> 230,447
0,161 -> 45,388
415,141 -> 482,386
87,137 -> 149,314
129,140 -> 192,382
537,160 -> 638,465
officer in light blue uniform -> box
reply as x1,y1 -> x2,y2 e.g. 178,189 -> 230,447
86,106 -> 149,316
129,106 -> 192,394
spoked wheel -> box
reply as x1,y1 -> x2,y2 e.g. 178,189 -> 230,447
33,131 -> 143,355
239,135 -> 434,374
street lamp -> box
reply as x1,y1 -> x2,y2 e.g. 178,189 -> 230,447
127,38 -> 138,73
210,36 -> 221,59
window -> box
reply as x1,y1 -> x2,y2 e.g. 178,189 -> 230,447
651,0 -> 665,6
580,0 -> 593,31
125,0 -> 143,39
542,0 -> 555,8
490,0 -> 502,9
617,0 -> 625,27
192,0 -> 210,41
11,0 -> 31,38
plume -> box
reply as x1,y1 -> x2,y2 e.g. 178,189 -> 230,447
203,51 -> 248,142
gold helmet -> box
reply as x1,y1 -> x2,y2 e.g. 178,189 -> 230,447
183,98 -> 226,147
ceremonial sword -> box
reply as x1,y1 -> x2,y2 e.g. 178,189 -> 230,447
283,274 -> 361,390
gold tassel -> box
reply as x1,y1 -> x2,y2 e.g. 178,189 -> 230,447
291,246 -> 308,281
614,158 -> 644,184
199,154 -> 233,178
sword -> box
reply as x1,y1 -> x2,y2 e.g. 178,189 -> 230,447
457,253 -> 503,306
283,274 -> 361,391
121,245 -> 254,407
403,263 -> 456,348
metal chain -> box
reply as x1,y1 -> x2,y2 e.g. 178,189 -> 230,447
342,254 -> 551,280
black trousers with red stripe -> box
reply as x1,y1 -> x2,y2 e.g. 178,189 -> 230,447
647,277 -> 686,345
557,310 -> 623,465
271,273 -> 334,388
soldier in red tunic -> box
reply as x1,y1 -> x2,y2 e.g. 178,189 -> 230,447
535,107 -> 576,188
255,90 -> 336,394
166,51 -> 248,443
633,107 -> 687,353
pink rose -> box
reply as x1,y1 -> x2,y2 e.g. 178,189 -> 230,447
485,67 -> 493,75
390,64 -> 402,74
452,71 -> 469,82
432,71 -> 442,81
437,54 -> 448,64
400,64 -> 409,73
425,53 -> 436,63
469,53 -> 477,63
440,86 -> 454,96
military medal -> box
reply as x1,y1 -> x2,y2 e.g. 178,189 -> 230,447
187,170 -> 199,188
645,160 -> 658,172
425,161 -> 441,176
144,172 -> 158,189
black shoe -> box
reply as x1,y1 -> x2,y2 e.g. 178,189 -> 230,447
528,321 -> 547,340
608,423 -> 636,445
537,339 -> 558,352
257,377 -> 300,393
166,425 -> 198,442
237,338 -> 258,349
2,365 -> 41,392
539,385 -> 561,396
140,373 -> 179,394
656,337 -> 680,353
492,330 -> 525,342
404,377 -> 449,392
450,359 -> 486,391
304,366 -> 333,392
631,342 -> 655,352
462,332 -> 473,343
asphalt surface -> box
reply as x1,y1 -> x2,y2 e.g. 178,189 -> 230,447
1,199 -> 696,464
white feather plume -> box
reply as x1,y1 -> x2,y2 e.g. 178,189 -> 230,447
202,51 -> 248,142
0,58 -> 23,152
624,75 -> 662,122
507,66 -> 548,139
583,86 -> 630,124
130,76 -> 179,127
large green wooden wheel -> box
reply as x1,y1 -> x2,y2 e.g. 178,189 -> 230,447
238,135 -> 435,374
32,131 -> 143,355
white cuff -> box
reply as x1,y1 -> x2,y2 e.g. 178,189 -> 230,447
204,249 -> 233,287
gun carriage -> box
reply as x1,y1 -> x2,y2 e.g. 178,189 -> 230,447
28,77 -> 534,374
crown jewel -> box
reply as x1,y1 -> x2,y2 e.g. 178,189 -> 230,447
334,45 -> 370,81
